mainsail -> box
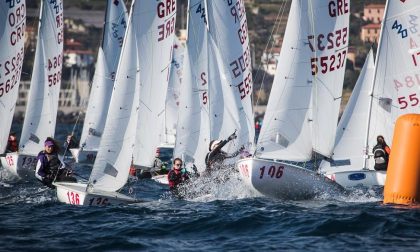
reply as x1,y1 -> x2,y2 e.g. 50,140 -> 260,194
256,0 -> 350,161
19,0 -> 64,154
0,0 -> 26,153
79,0 -> 128,151
133,0 -> 177,168
88,0 -> 139,192
174,0 -> 255,171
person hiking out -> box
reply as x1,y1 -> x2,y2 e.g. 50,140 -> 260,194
204,131 -> 244,175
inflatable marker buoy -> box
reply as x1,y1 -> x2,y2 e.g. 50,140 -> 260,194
384,114 -> 420,205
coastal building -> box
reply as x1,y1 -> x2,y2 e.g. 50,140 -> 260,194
363,4 -> 385,24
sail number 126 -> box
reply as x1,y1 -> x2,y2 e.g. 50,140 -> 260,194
259,165 -> 284,179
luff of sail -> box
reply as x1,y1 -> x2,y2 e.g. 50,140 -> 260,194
19,0 -> 64,154
133,0 -> 177,168
0,1 -> 25,153
79,0 -> 128,151
88,1 -> 139,192
257,0 -> 350,161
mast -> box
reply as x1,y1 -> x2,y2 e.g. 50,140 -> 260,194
363,0 -> 390,169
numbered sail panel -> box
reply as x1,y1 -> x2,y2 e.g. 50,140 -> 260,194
369,2 -> 420,144
0,153 -> 37,179
55,182 -> 138,206
19,0 -> 64,155
236,158 -> 343,200
0,0 -> 26,153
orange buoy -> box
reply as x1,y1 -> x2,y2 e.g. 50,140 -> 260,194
384,114 -> 420,205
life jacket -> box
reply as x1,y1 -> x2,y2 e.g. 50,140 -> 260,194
373,145 -> 388,164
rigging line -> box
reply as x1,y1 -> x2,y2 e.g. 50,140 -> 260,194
253,0 -> 289,110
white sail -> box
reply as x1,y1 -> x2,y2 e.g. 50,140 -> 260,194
88,2 -> 139,192
175,0 -> 255,171
174,0 -> 210,169
257,0 -> 350,161
0,0 -> 25,153
79,0 -> 128,151
163,37 -> 184,145
319,50 -> 375,173
19,0 -> 64,154
367,1 -> 420,152
133,1 -> 177,167
206,1 -> 255,153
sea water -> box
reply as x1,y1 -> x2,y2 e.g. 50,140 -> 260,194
1,124 -> 420,251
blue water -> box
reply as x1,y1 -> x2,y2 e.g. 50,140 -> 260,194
1,124 -> 420,251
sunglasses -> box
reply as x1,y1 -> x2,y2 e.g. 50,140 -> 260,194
174,163 -> 182,166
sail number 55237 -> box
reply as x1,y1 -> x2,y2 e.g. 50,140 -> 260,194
259,165 -> 284,179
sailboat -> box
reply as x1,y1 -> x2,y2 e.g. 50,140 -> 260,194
236,0 -> 349,199
319,1 -> 420,188
131,0 -> 177,173
1,0 -> 64,178
174,0 -> 255,171
70,0 -> 128,164
0,1 -> 26,156
54,0 -> 173,205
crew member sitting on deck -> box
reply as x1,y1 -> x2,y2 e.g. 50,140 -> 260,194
204,131 -> 244,174
35,137 -> 77,188
168,158 -> 189,192
372,135 -> 391,171
6,132 -> 18,153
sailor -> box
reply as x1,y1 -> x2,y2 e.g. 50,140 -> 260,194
63,133 -> 78,153
35,138 -> 77,188
204,131 -> 244,174
167,158 -> 189,192
6,132 -> 18,153
372,135 -> 391,171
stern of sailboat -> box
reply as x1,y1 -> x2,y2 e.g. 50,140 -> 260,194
0,153 -> 38,179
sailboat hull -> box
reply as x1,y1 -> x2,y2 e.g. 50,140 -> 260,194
0,153 -> 38,179
236,158 -> 344,200
69,148 -> 97,164
54,182 -> 139,206
323,170 -> 386,188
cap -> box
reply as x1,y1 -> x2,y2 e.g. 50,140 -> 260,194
45,140 -> 54,147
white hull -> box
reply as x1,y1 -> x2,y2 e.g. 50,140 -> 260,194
0,153 -> 38,179
69,148 -> 97,164
236,158 -> 344,200
151,174 -> 168,185
323,170 -> 386,188
54,182 -> 139,206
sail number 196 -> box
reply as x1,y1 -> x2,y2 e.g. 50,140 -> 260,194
259,165 -> 284,179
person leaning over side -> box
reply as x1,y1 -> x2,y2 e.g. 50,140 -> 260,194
167,158 -> 189,192
204,131 -> 244,175
372,135 -> 391,171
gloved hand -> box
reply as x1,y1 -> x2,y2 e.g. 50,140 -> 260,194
228,131 -> 237,141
